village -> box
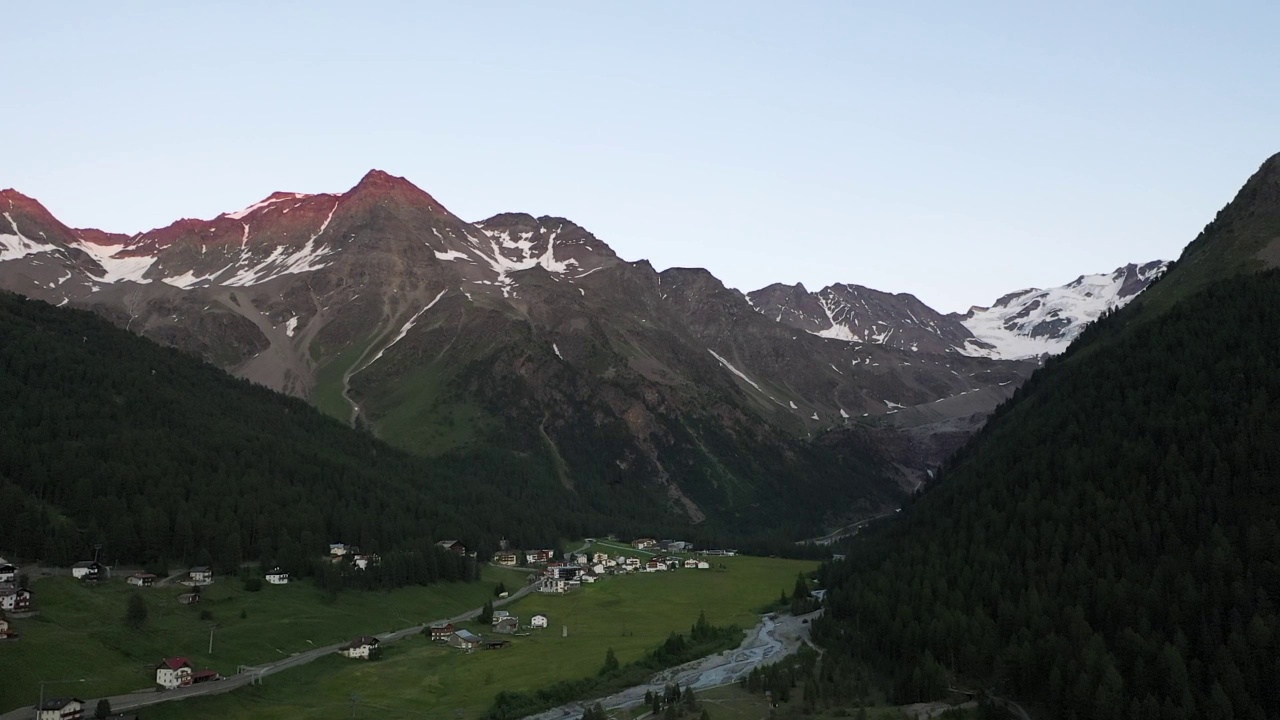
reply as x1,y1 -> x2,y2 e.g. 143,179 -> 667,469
0,535 -> 749,718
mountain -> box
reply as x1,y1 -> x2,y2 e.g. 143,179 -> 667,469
748,262 -> 1169,361
812,153 -> 1280,718
955,260 -> 1170,358
0,171 -> 1040,530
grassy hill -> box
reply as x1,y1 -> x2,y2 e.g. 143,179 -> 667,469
0,570 -> 506,711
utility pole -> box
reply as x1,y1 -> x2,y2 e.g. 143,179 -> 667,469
209,624 -> 217,654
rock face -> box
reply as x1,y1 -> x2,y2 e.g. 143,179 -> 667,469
0,171 -> 1059,529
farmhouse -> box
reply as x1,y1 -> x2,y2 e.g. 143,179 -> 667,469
591,552 -> 609,564
525,549 -> 556,564
644,559 -> 665,572
329,543 -> 348,556
622,557 -> 642,570
492,551 -> 519,566
265,568 -> 289,585
0,563 -> 16,583
633,538 -> 657,550
428,623 -> 455,641
0,587 -> 32,612
36,697 -> 83,720
447,629 -> 484,650
436,540 -> 466,555
188,566 -> 212,584
494,617 -> 519,634
0,617 -> 14,639
71,561 -> 102,581
339,636 -> 380,659
683,558 -> 700,569
156,657 -> 194,689
492,610 -> 510,621
176,592 -> 201,605
530,614 -> 549,629
127,573 -> 157,587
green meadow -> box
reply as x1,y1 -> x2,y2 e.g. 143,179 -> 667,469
142,554 -> 816,719
0,569 -> 504,711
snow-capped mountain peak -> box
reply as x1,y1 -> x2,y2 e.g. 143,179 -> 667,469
956,260 -> 1170,359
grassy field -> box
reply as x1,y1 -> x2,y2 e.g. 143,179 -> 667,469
0,569 -> 505,711
142,554 -> 816,719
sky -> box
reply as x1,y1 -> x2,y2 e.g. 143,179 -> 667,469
4,2 -> 1277,312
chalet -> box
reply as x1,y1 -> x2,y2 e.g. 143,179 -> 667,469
329,543 -> 348,556
581,573 -> 599,584
492,551 -> 519,566
530,614 -> 549,629
447,629 -> 483,650
483,639 -> 511,650
525,549 -> 555,564
591,552 -> 609,564
36,697 -> 84,720
0,587 -> 32,612
494,617 -> 519,634
339,636 -> 380,659
538,578 -> 570,594
683,558 -> 700,569
176,592 -> 201,605
591,563 -> 607,575
644,559 -> 665,572
0,563 -> 16,583
156,657 -> 194,689
696,561 -> 710,569
664,558 -> 682,570
492,610 -> 511,622
633,538 -> 657,550
352,554 -> 380,570
428,623 -> 455,641
572,553 -> 589,565
265,568 -> 289,585
192,669 -> 221,684
127,573 -> 157,587
71,561 -> 102,582
0,617 -> 13,639
622,557 -> 642,570
436,540 -> 466,555
188,566 -> 212,584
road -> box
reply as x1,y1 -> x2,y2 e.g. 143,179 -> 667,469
0,577 -> 541,720
799,509 -> 899,546
524,609 -> 822,720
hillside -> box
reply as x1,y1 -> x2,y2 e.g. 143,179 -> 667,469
0,174 -> 1044,532
0,291 -> 604,569
813,153 -> 1280,718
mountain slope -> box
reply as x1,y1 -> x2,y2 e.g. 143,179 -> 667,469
813,153 -> 1280,718
0,290 -> 591,571
0,173 -> 1043,531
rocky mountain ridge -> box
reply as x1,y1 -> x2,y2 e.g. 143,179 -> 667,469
1,171 -> 1128,527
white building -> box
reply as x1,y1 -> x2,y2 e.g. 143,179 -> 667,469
265,568 -> 289,585
531,614 -> 549,628
0,563 -> 16,583
339,636 -> 380,659
156,657 -> 194,689
36,697 -> 83,720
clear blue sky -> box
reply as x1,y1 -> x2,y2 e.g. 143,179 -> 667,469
5,2 -> 1276,311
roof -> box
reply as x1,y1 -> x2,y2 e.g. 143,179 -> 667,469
131,572 -> 157,578
342,635 -> 380,649
435,539 -> 461,548
71,561 -> 97,568
0,564 -> 16,571
189,566 -> 211,572
192,670 -> 220,679
430,622 -> 455,630
159,657 -> 193,670
39,697 -> 83,710
452,629 -> 483,642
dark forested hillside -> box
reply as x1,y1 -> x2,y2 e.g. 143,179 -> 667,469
815,268 -> 1280,719
0,291 -> 605,574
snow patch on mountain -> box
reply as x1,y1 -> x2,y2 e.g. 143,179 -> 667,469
0,212 -> 49,261
708,349 -> 765,394
223,193 -> 309,220
960,261 -> 1169,359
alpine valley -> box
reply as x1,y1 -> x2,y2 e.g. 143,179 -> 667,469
0,172 -> 1164,533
